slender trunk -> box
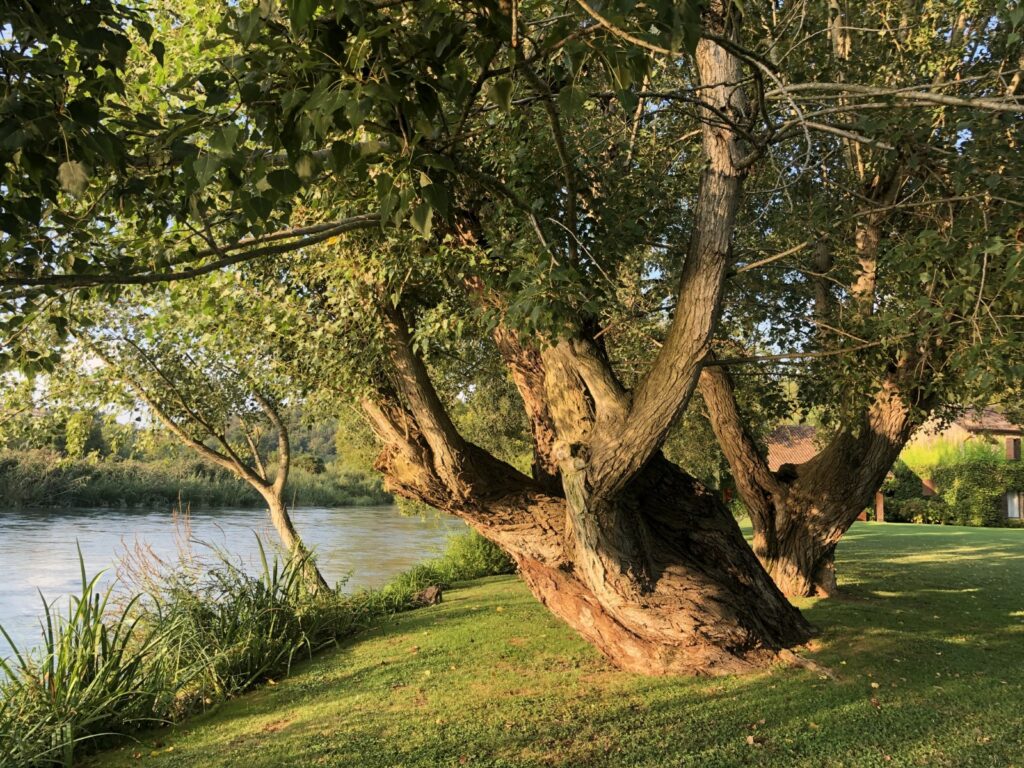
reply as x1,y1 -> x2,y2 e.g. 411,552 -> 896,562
264,493 -> 330,593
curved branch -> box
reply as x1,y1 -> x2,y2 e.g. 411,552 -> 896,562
698,364 -> 783,540
587,23 -> 749,498
0,214 -> 381,291
766,82 -> 1024,113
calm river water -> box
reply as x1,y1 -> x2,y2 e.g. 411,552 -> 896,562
0,505 -> 465,659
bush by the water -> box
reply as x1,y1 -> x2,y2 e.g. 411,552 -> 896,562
0,530 -> 513,768
0,450 -> 389,509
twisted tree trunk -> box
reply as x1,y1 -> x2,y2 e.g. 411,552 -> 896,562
357,9 -> 813,675
366,384 -> 812,673
699,364 -> 917,597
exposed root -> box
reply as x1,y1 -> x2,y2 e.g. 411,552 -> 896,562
777,648 -> 838,680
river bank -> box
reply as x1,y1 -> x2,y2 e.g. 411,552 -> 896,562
85,523 -> 1024,768
0,450 -> 389,509
0,504 -> 463,659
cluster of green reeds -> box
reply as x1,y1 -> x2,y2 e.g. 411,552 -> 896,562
0,530 -> 513,768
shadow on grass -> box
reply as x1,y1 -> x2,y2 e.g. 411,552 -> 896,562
87,531 -> 1024,768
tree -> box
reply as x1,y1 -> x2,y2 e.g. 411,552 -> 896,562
694,0 -> 1024,596
2,0 -> 1022,673
79,287 -> 330,591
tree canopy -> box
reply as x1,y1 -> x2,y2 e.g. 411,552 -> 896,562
2,0 -> 1022,673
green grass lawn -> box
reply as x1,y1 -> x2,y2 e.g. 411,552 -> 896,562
87,523 -> 1024,768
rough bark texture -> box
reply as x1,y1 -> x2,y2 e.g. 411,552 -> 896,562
700,364 -> 918,597
358,11 -> 814,675
366,382 -> 812,674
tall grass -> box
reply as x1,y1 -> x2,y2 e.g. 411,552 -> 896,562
0,529 -> 513,768
0,550 -> 165,767
0,450 -> 390,509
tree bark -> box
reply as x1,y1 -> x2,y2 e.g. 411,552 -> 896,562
263,491 -> 331,593
357,7 -> 813,675
700,364 -> 917,597
363,342 -> 812,675
368,403 -> 813,674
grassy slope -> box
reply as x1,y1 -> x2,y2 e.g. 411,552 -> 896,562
88,523 -> 1024,768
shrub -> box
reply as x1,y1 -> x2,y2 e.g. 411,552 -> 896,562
365,530 -> 516,615
930,454 -> 1020,528
883,460 -> 924,501
0,450 -> 390,509
887,497 -> 953,525
888,441 -> 1024,528
0,530 -> 515,767
0,554 -> 166,767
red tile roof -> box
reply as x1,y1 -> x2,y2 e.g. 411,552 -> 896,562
956,408 -> 1022,434
766,425 -> 820,471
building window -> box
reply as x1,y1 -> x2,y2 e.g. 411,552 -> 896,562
1008,492 -> 1022,520
1007,437 -> 1021,461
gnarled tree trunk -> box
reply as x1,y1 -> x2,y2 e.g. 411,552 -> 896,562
366,381 -> 812,674
358,10 -> 813,675
699,364 -> 918,597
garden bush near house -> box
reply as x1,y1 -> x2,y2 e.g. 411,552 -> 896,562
881,460 -> 924,502
885,440 -> 1024,528
885,497 -> 952,525
930,454 -> 1024,528
0,530 -> 512,768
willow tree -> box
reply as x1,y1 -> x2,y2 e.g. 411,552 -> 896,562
2,0 -> 1022,673
64,287 -> 330,591
693,0 -> 1024,597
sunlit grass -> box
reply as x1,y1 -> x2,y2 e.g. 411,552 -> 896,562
85,523 -> 1024,768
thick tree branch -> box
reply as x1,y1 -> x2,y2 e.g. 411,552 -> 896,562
698,363 -> 783,551
587,24 -> 749,498
380,303 -> 472,492
0,214 -> 381,291
766,82 -> 1024,113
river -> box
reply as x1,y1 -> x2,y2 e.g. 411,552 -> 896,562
0,505 -> 465,659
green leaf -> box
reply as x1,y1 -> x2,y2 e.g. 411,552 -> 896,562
410,201 -> 434,238
193,155 -> 221,187
485,78 -> 514,113
57,161 -> 90,196
557,86 -> 586,117
422,184 -> 449,218
67,99 -> 101,126
289,0 -> 319,31
267,169 -> 302,194
211,125 -> 241,156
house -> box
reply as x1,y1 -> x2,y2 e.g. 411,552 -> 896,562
912,408 -> 1022,459
911,408 -> 1023,519
764,409 -> 1024,522
765,425 -> 819,473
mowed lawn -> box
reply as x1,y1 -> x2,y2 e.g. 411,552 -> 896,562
88,523 -> 1024,768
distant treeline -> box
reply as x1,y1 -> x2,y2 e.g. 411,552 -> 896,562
0,450 -> 391,509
